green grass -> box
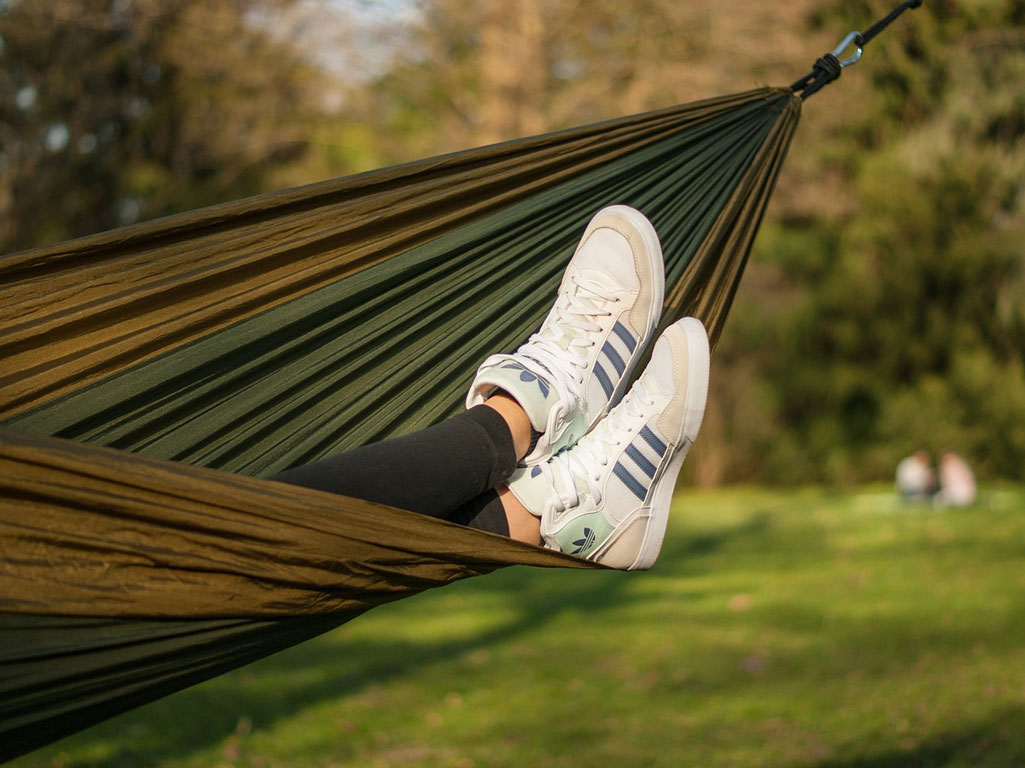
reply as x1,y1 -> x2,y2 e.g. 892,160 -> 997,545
14,486 -> 1025,768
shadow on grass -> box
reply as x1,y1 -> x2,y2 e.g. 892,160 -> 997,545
39,511 -> 768,767
37,521 -> 755,768
658,510 -> 773,564
800,705 -> 1025,768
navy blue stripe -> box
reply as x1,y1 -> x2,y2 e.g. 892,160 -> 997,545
625,443 -> 657,478
611,321 -> 636,353
640,425 -> 667,457
613,462 -> 648,500
593,361 -> 614,398
602,340 -> 626,375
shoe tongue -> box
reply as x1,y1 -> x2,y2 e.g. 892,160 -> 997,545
511,461 -> 588,516
553,329 -> 573,352
551,278 -> 606,351
549,310 -> 582,353
564,466 -> 592,501
506,465 -> 555,517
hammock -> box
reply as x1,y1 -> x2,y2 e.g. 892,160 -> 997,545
0,86 -> 801,761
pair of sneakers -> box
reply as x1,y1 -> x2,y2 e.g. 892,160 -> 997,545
466,205 -> 710,570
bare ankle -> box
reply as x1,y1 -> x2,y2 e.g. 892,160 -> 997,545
498,484 -> 541,545
483,393 -> 532,460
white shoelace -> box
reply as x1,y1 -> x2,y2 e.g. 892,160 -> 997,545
514,275 -> 619,415
539,380 -> 658,514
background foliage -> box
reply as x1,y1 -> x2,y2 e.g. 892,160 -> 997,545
1,0 -> 1023,483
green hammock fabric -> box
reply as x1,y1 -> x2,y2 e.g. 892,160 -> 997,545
0,86 -> 800,761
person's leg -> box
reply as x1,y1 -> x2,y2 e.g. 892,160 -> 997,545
274,205 -> 666,547
444,482 -> 541,543
271,395 -> 534,537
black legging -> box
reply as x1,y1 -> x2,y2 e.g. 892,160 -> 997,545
270,406 -> 516,536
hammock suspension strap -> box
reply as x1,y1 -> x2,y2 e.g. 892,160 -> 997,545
790,0 -> 924,100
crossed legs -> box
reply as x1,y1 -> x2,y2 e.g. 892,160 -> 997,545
272,206 -> 710,570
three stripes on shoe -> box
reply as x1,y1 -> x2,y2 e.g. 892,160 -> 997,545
593,321 -> 636,398
596,321 -> 667,503
613,424 -> 667,501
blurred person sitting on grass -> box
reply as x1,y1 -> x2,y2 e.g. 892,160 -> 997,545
895,449 -> 938,502
936,450 -> 976,507
271,206 -> 710,570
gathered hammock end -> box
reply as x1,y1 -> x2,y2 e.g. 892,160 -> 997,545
790,0 -> 924,100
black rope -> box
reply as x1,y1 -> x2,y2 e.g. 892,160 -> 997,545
861,0 -> 923,45
790,53 -> 844,100
790,0 -> 924,100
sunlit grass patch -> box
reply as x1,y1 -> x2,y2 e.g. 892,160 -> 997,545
14,486 -> 1025,768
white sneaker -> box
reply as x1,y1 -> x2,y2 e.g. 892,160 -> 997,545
466,205 -> 664,464
506,318 -> 710,570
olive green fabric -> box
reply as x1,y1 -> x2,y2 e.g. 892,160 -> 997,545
0,427 -> 591,762
0,87 -> 801,761
0,88 -> 796,421
3,88 -> 800,475
1,615 -> 352,763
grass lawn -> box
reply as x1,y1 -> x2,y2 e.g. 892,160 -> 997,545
12,486 -> 1025,768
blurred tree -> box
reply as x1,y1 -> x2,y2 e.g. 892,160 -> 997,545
0,0 -> 321,251
4,0 -> 1021,482
711,0 -> 1025,482
345,0 -> 828,158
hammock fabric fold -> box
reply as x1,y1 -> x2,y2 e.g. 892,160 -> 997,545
0,86 -> 801,761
